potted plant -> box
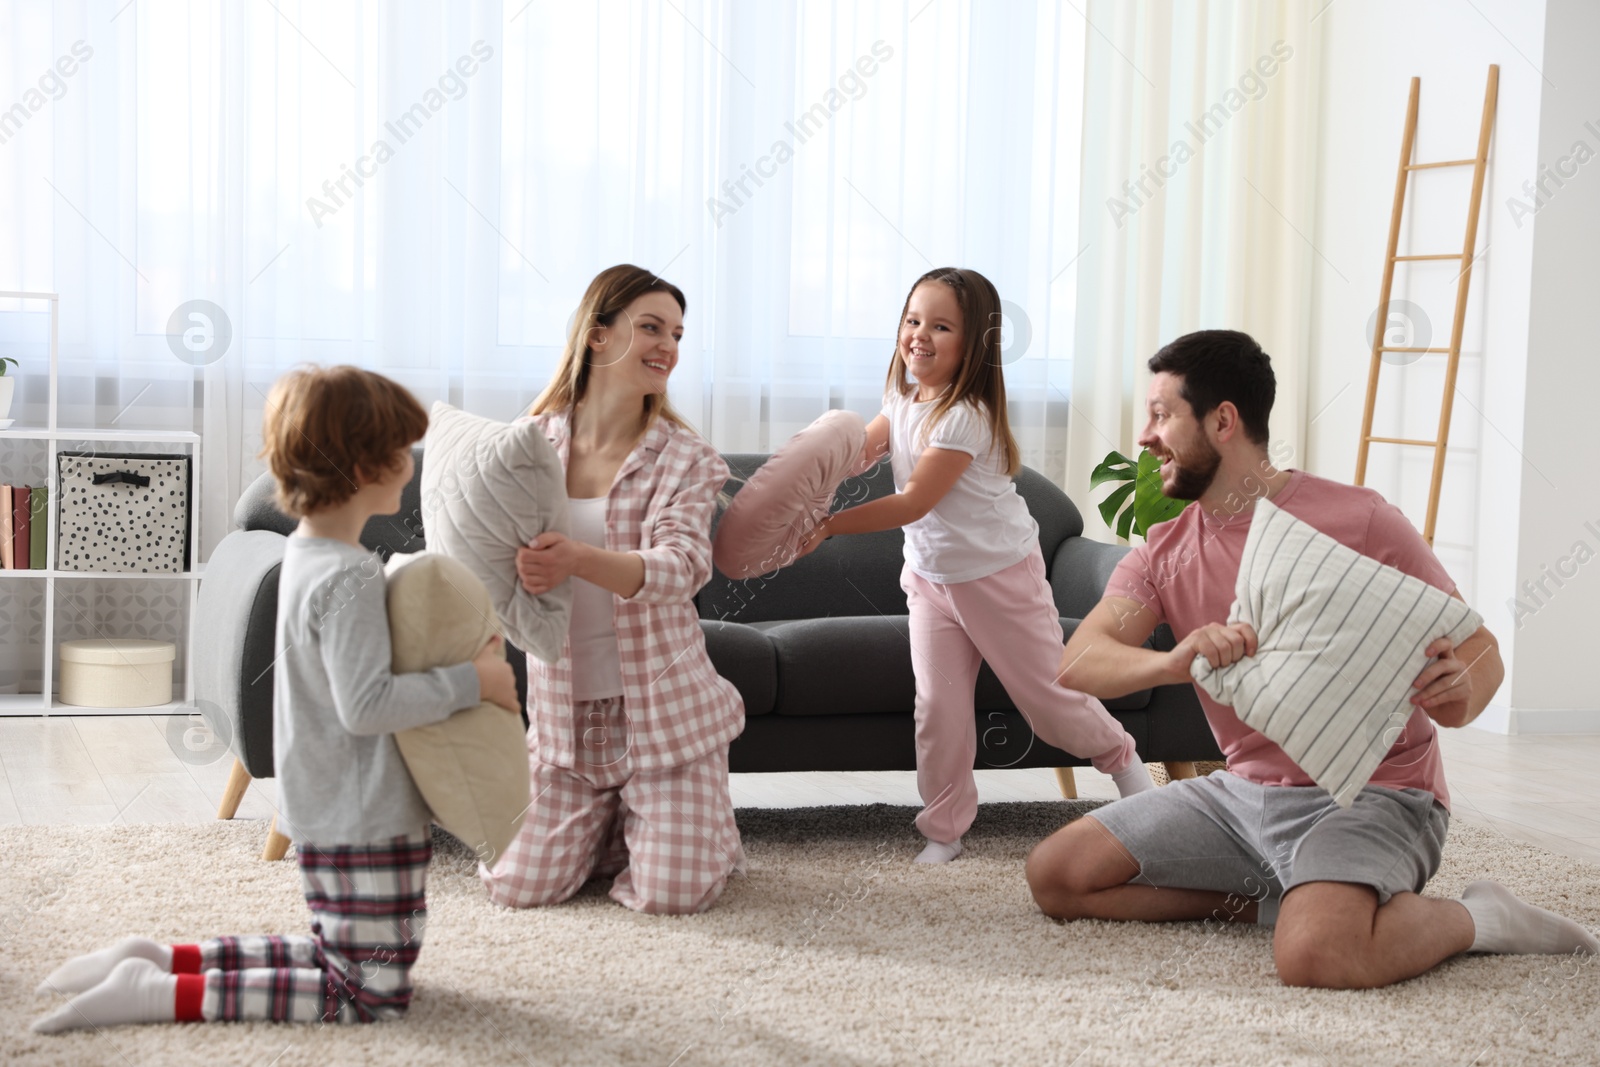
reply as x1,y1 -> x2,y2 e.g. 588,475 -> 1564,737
1090,448 -> 1191,540
0,356 -> 17,425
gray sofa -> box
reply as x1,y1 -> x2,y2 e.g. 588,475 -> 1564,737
195,448 -> 1221,793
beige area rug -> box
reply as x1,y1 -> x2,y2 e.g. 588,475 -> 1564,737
3,802 -> 1598,1067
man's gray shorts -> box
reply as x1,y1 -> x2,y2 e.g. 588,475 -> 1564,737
1089,771 -> 1449,908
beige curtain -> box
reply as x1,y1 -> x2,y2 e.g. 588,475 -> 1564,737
1065,0 -> 1324,541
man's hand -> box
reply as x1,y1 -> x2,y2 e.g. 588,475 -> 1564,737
1411,636 -> 1473,725
1164,621 -> 1259,683
472,635 -> 520,713
516,531 -> 586,595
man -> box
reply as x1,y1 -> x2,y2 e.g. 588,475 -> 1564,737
1026,329 -> 1597,989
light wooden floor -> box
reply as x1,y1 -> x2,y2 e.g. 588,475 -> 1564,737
1,715 -> 1597,867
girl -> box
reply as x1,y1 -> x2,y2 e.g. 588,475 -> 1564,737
33,366 -> 518,1031
480,264 -> 745,914
800,268 -> 1154,863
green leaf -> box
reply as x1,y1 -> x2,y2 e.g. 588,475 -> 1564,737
1115,498 -> 1137,540
1088,450 -> 1136,488
1091,446 -> 1194,541
1096,481 -> 1135,527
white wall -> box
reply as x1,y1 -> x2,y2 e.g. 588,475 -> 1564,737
1504,0 -> 1600,731
1304,0 -> 1600,733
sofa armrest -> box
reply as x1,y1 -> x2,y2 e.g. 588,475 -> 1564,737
1048,536 -> 1131,621
195,529 -> 287,779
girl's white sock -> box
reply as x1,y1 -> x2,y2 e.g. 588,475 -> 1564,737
31,958 -> 178,1033
1461,880 -> 1600,955
915,837 -> 963,864
1111,762 -> 1156,797
37,936 -> 173,996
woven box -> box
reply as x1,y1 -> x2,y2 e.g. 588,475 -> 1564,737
59,638 -> 175,707
56,451 -> 192,572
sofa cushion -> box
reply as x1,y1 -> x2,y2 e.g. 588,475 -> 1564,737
420,403 -> 572,665
713,410 -> 865,579
753,616 -> 1150,717
384,551 -> 529,866
699,620 -> 778,716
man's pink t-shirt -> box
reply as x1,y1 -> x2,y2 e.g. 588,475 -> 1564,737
1105,470 -> 1457,809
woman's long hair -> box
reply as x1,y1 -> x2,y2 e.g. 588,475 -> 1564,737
883,267 -> 1021,476
530,264 -> 691,431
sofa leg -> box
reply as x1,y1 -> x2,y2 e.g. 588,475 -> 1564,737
261,816 -> 292,861
1053,767 -> 1078,799
217,757 -> 251,820
1162,761 -> 1197,783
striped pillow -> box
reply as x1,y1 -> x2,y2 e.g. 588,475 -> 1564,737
1189,499 -> 1482,807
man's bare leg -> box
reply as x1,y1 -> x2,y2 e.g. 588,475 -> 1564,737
1024,815 -> 1260,924
1273,882 -> 1472,989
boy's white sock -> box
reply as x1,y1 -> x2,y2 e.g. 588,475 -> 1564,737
1460,880 -> 1600,955
36,936 -> 173,996
915,838 -> 963,864
31,959 -> 180,1033
1111,762 -> 1156,797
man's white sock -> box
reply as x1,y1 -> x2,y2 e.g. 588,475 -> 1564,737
915,838 -> 963,864
31,958 -> 179,1033
1111,762 -> 1156,797
1460,880 -> 1600,955
37,936 -> 172,996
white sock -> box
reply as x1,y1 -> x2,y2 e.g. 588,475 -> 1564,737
915,838 -> 963,864
1111,762 -> 1156,798
31,958 -> 178,1034
1460,880 -> 1600,955
37,937 -> 173,996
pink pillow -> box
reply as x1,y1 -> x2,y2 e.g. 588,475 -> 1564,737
713,410 -> 866,579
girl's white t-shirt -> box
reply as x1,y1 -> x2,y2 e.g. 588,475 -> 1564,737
882,389 -> 1038,584
565,496 -> 624,701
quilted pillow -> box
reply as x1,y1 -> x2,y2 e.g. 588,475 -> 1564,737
385,551 -> 529,867
1189,499 -> 1482,808
421,402 -> 572,664
713,409 -> 866,579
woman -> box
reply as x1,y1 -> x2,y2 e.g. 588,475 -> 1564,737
480,264 -> 745,915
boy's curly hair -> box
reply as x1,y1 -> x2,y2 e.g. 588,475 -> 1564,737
260,365 -> 428,519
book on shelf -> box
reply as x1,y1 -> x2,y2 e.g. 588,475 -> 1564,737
29,486 -> 47,569
11,486 -> 29,570
0,485 -> 11,569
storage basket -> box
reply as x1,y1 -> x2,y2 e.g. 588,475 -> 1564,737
56,451 -> 191,572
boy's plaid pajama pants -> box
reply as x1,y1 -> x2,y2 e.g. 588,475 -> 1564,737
172,831 -> 431,1023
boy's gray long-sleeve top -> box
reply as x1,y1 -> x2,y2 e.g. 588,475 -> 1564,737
273,535 -> 480,845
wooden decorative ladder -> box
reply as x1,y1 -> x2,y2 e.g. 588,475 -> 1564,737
1353,64 -> 1499,546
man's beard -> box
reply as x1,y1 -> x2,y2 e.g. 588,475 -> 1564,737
1163,437 -> 1222,500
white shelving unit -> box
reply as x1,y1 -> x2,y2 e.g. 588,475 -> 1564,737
0,291 -> 203,716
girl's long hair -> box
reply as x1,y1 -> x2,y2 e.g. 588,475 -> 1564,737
530,263 -> 691,432
883,267 -> 1021,476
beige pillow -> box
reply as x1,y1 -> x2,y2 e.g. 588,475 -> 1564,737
421,401 -> 573,664
385,551 -> 529,866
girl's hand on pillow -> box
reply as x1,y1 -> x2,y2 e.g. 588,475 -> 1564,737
516,531 -> 583,595
795,516 -> 831,560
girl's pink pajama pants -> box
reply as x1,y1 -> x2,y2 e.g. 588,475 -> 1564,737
901,551 -> 1138,844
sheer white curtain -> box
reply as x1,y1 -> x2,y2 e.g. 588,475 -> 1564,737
2,0 -> 1086,557
1066,0 -> 1324,541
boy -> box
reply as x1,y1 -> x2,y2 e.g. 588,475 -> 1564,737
34,365 -> 518,1031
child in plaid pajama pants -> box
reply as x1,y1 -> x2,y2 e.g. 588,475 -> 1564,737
33,367 -> 518,1034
